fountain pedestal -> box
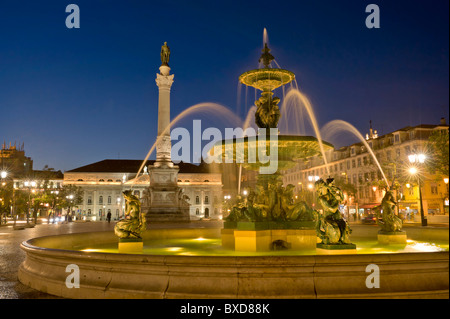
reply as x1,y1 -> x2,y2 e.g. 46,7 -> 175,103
118,238 -> 143,254
316,243 -> 357,255
222,222 -> 317,252
144,163 -> 190,223
378,230 -> 407,245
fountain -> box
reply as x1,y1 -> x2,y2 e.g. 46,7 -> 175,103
214,42 -> 355,253
17,36 -> 449,299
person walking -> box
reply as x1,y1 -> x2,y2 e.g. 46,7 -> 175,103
106,211 -> 111,223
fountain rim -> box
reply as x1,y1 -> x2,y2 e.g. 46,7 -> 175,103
19,231 -> 448,260
18,230 -> 449,299
214,134 -> 334,148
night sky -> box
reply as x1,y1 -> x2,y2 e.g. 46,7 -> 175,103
0,0 -> 448,172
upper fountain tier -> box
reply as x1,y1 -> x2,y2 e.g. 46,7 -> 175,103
239,43 -> 295,92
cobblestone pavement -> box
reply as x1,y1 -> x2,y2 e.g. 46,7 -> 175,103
0,220 -> 223,299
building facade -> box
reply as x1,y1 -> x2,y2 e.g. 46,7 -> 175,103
63,159 -> 222,221
280,119 -> 449,221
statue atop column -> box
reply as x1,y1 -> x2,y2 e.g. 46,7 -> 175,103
161,42 -> 170,66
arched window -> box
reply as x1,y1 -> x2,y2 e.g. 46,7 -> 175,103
195,196 -> 200,204
195,208 -> 200,215
107,196 -> 112,204
204,196 -> 209,204
99,196 -> 103,204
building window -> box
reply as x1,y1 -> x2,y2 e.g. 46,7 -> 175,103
357,158 -> 361,167
195,196 -> 200,204
205,208 -> 210,218
404,146 -> 411,155
347,161 -> 350,169
352,160 -> 356,168
108,196 -> 112,204
195,208 -> 200,215
394,134 -> 400,143
431,184 -> 438,194
205,196 -> 209,204
99,196 -> 103,204
88,209 -> 91,215
87,196 -> 92,205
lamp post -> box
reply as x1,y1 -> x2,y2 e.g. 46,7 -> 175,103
444,178 -> 449,214
408,153 -> 427,226
0,171 -> 6,225
308,175 -> 319,207
66,194 -> 74,222
24,181 -> 36,225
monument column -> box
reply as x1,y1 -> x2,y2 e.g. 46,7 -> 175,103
143,42 -> 190,223
155,61 -> 174,166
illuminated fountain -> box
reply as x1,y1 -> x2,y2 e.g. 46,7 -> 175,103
18,37 -> 449,299
213,42 -> 355,253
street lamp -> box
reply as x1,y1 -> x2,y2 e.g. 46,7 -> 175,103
408,153 -> 427,226
24,181 -> 36,225
444,178 -> 449,214
308,175 -> 319,207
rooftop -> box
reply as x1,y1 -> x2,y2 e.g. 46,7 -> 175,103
66,159 -> 215,174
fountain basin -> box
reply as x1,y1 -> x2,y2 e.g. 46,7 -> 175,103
19,228 -> 449,299
213,135 -> 333,171
239,68 -> 295,91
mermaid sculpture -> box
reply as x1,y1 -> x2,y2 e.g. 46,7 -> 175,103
374,189 -> 402,233
114,190 -> 146,239
314,178 -> 352,245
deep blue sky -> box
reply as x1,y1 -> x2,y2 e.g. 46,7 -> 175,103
0,0 -> 448,172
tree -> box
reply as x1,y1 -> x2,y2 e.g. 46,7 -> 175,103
425,129 -> 449,177
59,184 -> 83,218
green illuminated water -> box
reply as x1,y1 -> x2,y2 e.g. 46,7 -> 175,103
79,238 -> 449,256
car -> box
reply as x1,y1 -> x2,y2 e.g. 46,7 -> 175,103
361,214 -> 377,224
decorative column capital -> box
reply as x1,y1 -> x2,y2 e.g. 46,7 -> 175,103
155,73 -> 174,89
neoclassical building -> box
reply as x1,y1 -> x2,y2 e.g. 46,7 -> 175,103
280,119 -> 449,221
64,159 -> 222,221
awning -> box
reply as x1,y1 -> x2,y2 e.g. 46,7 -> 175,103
399,202 -> 418,209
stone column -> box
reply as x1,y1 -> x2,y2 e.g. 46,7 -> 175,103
155,65 -> 174,166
